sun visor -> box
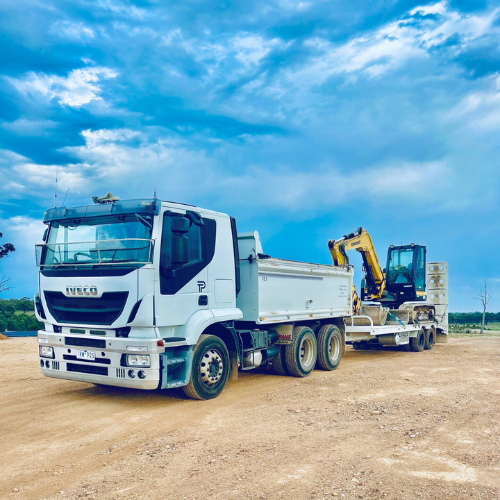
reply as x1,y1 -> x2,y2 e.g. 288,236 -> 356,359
43,199 -> 160,224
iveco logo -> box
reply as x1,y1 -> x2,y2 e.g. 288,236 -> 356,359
65,286 -> 98,296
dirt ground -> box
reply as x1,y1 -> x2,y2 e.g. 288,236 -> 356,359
1,336 -> 499,500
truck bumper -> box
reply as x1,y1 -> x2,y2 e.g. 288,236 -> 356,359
38,330 -> 163,390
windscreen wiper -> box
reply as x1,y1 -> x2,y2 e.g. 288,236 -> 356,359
136,214 -> 153,229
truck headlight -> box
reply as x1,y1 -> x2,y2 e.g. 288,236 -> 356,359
125,354 -> 150,367
39,346 -> 54,359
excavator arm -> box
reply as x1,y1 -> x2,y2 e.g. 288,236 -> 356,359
328,227 -> 386,313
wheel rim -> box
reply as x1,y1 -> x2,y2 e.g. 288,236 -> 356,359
200,348 -> 224,386
299,335 -> 315,369
328,333 -> 340,361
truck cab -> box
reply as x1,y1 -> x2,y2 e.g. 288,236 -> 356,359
35,198 -> 242,392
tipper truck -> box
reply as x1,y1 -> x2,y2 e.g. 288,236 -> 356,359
35,195 -> 448,400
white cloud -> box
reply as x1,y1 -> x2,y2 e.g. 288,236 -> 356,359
57,130 -> 472,214
410,1 -> 447,16
2,126 -> 486,216
81,128 -> 141,147
0,149 -> 28,166
288,2 -> 500,87
49,20 -> 95,40
1,119 -> 58,136
92,0 -> 147,19
448,76 -> 500,130
0,216 -> 45,299
218,161 -> 453,212
8,66 -> 118,107
232,35 -> 282,67
12,163 -> 90,193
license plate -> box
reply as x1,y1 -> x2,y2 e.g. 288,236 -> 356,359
76,350 -> 96,361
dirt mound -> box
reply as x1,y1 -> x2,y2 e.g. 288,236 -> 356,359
0,333 -> 8,340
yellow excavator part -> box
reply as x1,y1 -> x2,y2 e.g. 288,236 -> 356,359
328,227 -> 386,314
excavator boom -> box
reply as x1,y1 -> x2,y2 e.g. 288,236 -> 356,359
328,227 -> 386,310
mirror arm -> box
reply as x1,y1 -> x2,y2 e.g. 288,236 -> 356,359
160,266 -> 176,279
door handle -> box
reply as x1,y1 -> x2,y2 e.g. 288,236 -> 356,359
198,295 -> 208,306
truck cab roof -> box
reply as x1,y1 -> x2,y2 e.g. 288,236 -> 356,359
43,198 -> 230,224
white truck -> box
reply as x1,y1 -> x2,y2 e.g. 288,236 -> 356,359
35,197 -> 447,399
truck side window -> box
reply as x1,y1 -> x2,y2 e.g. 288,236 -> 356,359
188,225 -> 202,262
159,212 -> 216,295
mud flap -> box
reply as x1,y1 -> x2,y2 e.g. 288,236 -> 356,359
160,346 -> 194,389
229,349 -> 238,382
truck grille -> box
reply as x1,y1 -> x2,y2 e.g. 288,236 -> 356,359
63,355 -> 111,365
65,337 -> 106,349
67,363 -> 108,376
44,291 -> 128,325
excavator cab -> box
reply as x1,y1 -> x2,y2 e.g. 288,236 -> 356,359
385,244 -> 426,303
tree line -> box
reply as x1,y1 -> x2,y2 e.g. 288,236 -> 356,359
449,312 -> 500,325
0,298 -> 43,332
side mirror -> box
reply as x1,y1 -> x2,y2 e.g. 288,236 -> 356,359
171,216 -> 190,233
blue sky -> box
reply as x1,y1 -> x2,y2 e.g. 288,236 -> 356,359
0,0 -> 499,311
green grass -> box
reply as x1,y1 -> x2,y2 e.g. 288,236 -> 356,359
449,322 -> 500,337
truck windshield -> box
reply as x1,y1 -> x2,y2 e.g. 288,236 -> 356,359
37,215 -> 154,267
387,248 -> 414,285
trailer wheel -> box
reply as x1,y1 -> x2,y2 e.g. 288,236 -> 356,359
316,324 -> 342,371
424,327 -> 435,350
182,334 -> 230,400
272,346 -> 288,376
409,329 -> 425,353
285,326 -> 317,377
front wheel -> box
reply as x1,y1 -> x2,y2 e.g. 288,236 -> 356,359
316,324 -> 342,371
285,326 -> 317,377
183,334 -> 230,400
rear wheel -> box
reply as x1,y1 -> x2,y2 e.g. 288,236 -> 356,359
183,334 -> 230,400
272,345 -> 288,375
424,327 -> 435,350
285,326 -> 317,377
409,329 -> 425,352
316,324 -> 342,371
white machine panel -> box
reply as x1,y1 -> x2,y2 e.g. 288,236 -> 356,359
426,261 -> 448,329
237,232 -> 353,324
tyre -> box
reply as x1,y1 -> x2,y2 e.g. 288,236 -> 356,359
285,326 -> 317,377
424,327 -> 435,350
272,345 -> 289,375
316,324 -> 342,371
182,334 -> 230,400
409,329 -> 425,352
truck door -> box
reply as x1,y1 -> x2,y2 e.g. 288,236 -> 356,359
155,210 -> 216,327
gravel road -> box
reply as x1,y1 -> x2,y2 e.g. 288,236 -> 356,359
1,336 -> 499,500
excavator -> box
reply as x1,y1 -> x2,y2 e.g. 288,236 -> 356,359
328,227 -> 427,314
